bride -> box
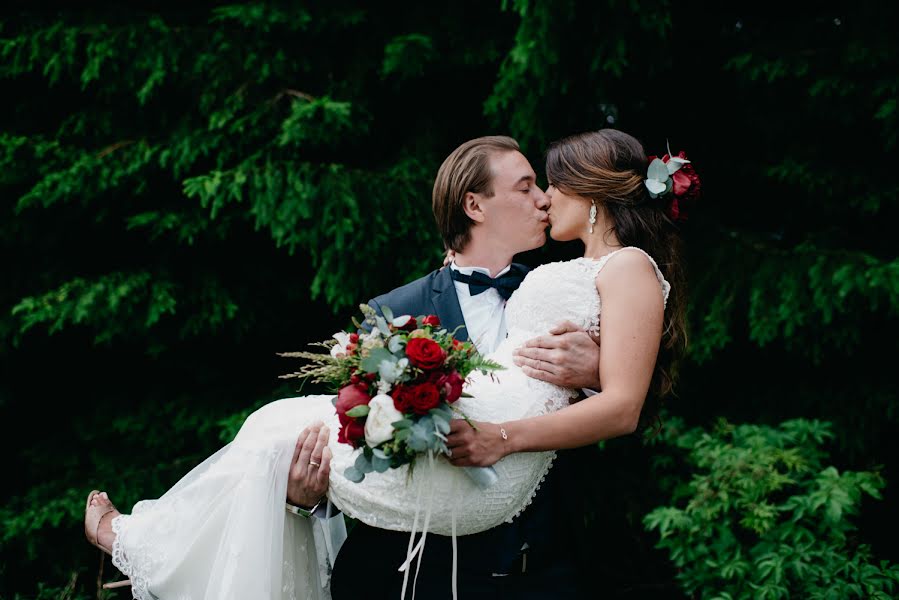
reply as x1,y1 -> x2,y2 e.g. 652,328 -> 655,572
83,129 -> 691,599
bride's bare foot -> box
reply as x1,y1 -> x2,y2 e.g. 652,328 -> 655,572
84,490 -> 121,554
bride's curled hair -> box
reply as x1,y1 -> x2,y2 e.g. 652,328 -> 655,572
545,129 -> 688,430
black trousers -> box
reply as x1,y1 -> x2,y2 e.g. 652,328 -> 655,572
330,522 -> 585,600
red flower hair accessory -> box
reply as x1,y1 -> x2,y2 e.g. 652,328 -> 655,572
645,142 -> 701,222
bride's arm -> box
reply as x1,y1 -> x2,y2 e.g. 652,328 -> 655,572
446,251 -> 664,466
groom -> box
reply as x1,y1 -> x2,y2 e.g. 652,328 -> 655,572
289,136 -> 602,598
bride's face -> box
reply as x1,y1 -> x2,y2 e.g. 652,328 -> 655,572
545,185 -> 591,241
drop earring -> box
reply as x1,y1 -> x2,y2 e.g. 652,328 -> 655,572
588,200 -> 597,234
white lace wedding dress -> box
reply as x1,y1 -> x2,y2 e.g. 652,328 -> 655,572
111,248 -> 670,600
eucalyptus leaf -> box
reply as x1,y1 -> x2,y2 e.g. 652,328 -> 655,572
375,316 -> 390,334
392,315 -> 412,328
388,335 -> 406,354
372,454 -> 391,472
355,452 -> 374,474
392,418 -> 413,429
430,404 -> 453,422
408,419 -> 433,452
646,179 -> 667,196
372,447 -> 390,459
666,156 -> 690,174
360,347 -> 395,372
380,305 -> 395,322
345,404 -> 370,418
647,158 -> 669,182
432,414 -> 450,435
344,466 -> 365,483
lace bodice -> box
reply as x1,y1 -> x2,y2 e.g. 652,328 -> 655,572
505,248 -> 671,340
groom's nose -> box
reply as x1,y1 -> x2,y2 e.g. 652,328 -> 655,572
535,187 -> 550,210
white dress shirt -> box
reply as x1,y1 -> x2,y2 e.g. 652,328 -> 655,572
449,261 -> 511,355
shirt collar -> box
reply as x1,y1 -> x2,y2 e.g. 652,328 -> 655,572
449,261 -> 512,278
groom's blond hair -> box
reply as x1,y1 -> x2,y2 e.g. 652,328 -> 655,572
432,135 -> 520,252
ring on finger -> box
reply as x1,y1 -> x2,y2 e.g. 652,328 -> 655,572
309,459 -> 321,467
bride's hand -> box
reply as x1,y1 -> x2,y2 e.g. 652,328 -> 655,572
445,419 -> 510,467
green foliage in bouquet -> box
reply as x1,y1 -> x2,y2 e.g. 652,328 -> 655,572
644,417 -> 899,599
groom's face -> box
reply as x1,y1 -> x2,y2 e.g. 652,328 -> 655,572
478,151 -> 550,254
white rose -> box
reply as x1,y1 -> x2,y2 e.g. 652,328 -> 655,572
364,394 -> 404,446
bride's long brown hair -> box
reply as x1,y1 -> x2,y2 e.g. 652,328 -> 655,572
545,129 -> 688,430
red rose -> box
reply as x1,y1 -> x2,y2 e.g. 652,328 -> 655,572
436,371 -> 464,403
337,419 -> 365,448
392,385 -> 413,413
405,338 -> 446,370
667,197 -> 681,222
422,315 -> 440,328
402,316 -> 418,331
348,333 -> 359,344
409,383 -> 440,415
336,383 -> 371,425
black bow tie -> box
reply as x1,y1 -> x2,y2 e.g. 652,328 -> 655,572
450,265 -> 526,300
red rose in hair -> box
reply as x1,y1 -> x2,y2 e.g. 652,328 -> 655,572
422,315 -> 441,328
647,151 -> 700,222
436,371 -> 465,403
336,383 -> 371,426
405,338 -> 446,370
667,152 -> 700,202
409,383 -> 440,415
337,419 -> 365,447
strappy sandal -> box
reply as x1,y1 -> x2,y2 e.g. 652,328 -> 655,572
84,490 -> 132,590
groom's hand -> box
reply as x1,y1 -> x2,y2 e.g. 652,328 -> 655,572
287,422 -> 331,509
513,320 -> 602,389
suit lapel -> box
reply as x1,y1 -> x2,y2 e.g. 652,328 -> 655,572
431,267 -> 469,342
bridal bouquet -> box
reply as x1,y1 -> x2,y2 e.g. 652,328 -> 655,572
279,304 -> 503,487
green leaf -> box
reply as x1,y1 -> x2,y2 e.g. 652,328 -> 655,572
345,405 -> 370,418
360,347 -> 395,373
647,158 -> 669,182
343,466 -> 364,483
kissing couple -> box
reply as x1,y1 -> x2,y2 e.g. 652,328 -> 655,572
85,128 -> 693,599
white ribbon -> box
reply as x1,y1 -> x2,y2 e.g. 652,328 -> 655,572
397,451 -> 460,600
399,451 -> 439,600
450,475 -> 458,599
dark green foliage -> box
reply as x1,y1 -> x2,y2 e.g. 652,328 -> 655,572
1,2 -> 897,598
645,418 -> 899,598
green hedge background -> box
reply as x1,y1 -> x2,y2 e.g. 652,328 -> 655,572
2,2 -> 898,598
